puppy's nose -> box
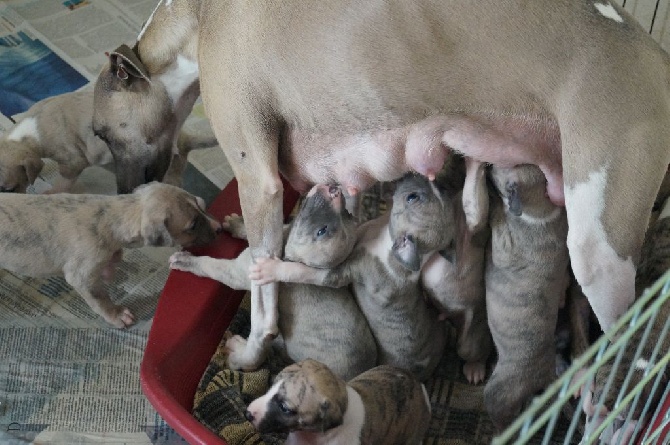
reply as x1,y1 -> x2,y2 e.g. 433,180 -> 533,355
244,410 -> 254,422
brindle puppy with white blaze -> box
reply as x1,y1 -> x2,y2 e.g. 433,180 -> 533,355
245,359 -> 431,445
251,173 -> 450,381
169,184 -> 377,379
484,164 -> 570,430
0,182 -> 222,327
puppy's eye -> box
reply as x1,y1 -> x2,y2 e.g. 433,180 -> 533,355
406,192 -> 421,203
315,226 -> 328,238
186,219 -> 197,231
278,400 -> 296,416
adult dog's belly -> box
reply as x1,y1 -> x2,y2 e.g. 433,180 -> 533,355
279,113 -> 564,204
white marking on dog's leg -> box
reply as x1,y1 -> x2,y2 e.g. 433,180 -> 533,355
8,117 -> 40,142
156,55 -> 199,106
565,168 -> 635,331
594,3 -> 624,22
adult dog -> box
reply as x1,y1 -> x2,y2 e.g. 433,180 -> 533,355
93,1 -> 670,369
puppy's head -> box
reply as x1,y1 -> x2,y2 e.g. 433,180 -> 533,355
389,173 -> 455,271
93,45 -> 177,194
284,184 -> 357,268
0,141 -> 44,193
245,359 -> 348,434
135,182 -> 222,247
489,165 -> 552,217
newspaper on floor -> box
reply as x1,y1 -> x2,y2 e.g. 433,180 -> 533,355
0,1 -> 229,444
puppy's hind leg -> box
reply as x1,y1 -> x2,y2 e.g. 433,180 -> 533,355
199,66 -> 284,370
64,262 -> 134,328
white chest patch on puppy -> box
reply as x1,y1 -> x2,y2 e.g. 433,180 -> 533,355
8,117 -> 39,142
157,55 -> 199,107
594,3 -> 624,23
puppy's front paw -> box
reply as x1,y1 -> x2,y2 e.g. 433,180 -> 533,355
223,214 -> 247,239
105,306 -> 135,329
248,257 -> 281,285
169,251 -> 195,271
463,361 -> 486,385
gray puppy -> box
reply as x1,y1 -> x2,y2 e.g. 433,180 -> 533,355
0,90 -> 216,193
484,164 -> 570,430
250,173 -> 451,381
245,359 -> 431,445
0,182 -> 222,327
169,184 -> 377,379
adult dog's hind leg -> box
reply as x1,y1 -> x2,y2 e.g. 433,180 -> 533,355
561,114 -> 670,332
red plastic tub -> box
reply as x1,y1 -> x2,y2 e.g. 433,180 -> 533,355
140,178 -> 299,445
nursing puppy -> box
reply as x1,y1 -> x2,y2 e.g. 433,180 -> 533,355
169,184 -> 377,379
0,182 -> 222,327
250,173 -> 450,381
421,160 -> 492,384
0,90 -> 216,193
582,196 -> 670,444
484,164 -> 570,430
245,359 -> 431,445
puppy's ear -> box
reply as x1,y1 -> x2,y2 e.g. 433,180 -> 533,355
21,157 -> 44,184
392,234 -> 421,272
317,398 -> 344,432
462,158 -> 489,233
506,181 -> 522,216
141,215 -> 174,246
108,44 -> 150,82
